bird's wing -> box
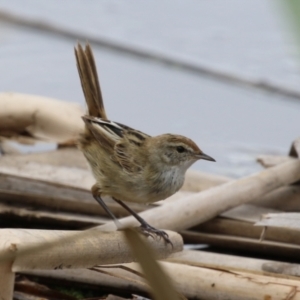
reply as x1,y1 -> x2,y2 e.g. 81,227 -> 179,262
82,115 -> 150,174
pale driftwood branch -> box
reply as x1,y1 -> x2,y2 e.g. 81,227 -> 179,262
167,250 -> 300,278
23,249 -> 300,294
194,217 -> 300,246
98,159 -> 300,232
251,185 -> 300,211
220,204 -> 279,222
102,262 -> 300,300
255,213 -> 300,231
159,262 -> 300,300
181,230 -> 300,259
0,147 -> 88,169
0,93 -> 84,144
0,229 -> 182,272
256,154 -> 293,168
23,261 -> 300,300
0,161 -> 94,190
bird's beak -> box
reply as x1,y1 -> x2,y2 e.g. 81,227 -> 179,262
195,152 -> 216,162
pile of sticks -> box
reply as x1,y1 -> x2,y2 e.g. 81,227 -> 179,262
0,93 -> 300,299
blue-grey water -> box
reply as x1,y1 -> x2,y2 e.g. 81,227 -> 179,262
0,0 -> 299,177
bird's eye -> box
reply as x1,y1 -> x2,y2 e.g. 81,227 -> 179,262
176,146 -> 185,153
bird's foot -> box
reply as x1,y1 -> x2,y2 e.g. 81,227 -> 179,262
138,224 -> 173,247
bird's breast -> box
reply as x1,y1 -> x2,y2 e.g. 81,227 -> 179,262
149,167 -> 185,201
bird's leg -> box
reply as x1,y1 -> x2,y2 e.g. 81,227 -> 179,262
92,185 -> 123,229
113,197 -> 173,247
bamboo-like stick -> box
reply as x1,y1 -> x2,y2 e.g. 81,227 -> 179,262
167,250 -> 300,277
255,213 -> 300,231
252,185 -> 300,211
160,262 -> 300,299
181,231 -> 300,259
22,260 -> 300,300
195,216 -> 300,245
22,249 -> 300,295
257,154 -> 293,168
98,159 -> 300,231
0,229 -> 182,273
0,93 -> 84,144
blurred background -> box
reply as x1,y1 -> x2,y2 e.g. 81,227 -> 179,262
0,0 -> 299,178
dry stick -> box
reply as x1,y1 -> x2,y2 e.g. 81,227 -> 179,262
0,229 -> 180,299
0,93 -> 84,144
194,217 -> 300,245
22,250 -> 300,299
255,213 -> 300,231
0,229 -> 182,272
257,154 -> 294,168
252,185 -> 300,211
98,159 -> 300,232
181,231 -> 300,260
167,250 -> 300,278
158,262 -> 300,300
24,261 -> 300,300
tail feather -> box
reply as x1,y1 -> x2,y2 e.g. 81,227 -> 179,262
75,43 -> 107,119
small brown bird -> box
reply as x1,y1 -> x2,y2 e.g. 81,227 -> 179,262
75,43 -> 215,245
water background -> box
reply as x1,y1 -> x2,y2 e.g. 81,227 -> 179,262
0,0 -> 299,177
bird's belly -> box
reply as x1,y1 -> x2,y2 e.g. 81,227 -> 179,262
91,159 -> 184,204
144,169 -> 184,203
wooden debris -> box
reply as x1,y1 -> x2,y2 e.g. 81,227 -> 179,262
167,250 -> 300,278
2,93 -> 300,298
0,229 -> 182,300
0,93 -> 84,145
23,260 -> 300,300
255,213 -> 300,231
193,216 -> 300,245
21,249 -> 300,297
251,185 -> 300,211
0,229 -> 182,272
181,230 -> 300,259
257,154 -> 294,168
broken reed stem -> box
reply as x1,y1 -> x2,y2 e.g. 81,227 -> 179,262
0,229 -> 182,272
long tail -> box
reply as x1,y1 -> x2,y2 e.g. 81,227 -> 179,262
75,43 -> 107,120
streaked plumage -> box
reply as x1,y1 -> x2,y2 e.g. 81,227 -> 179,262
75,43 -> 215,244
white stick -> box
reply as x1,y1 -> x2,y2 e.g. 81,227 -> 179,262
0,229 -> 182,272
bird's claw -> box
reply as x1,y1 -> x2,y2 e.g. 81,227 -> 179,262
138,224 -> 173,247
